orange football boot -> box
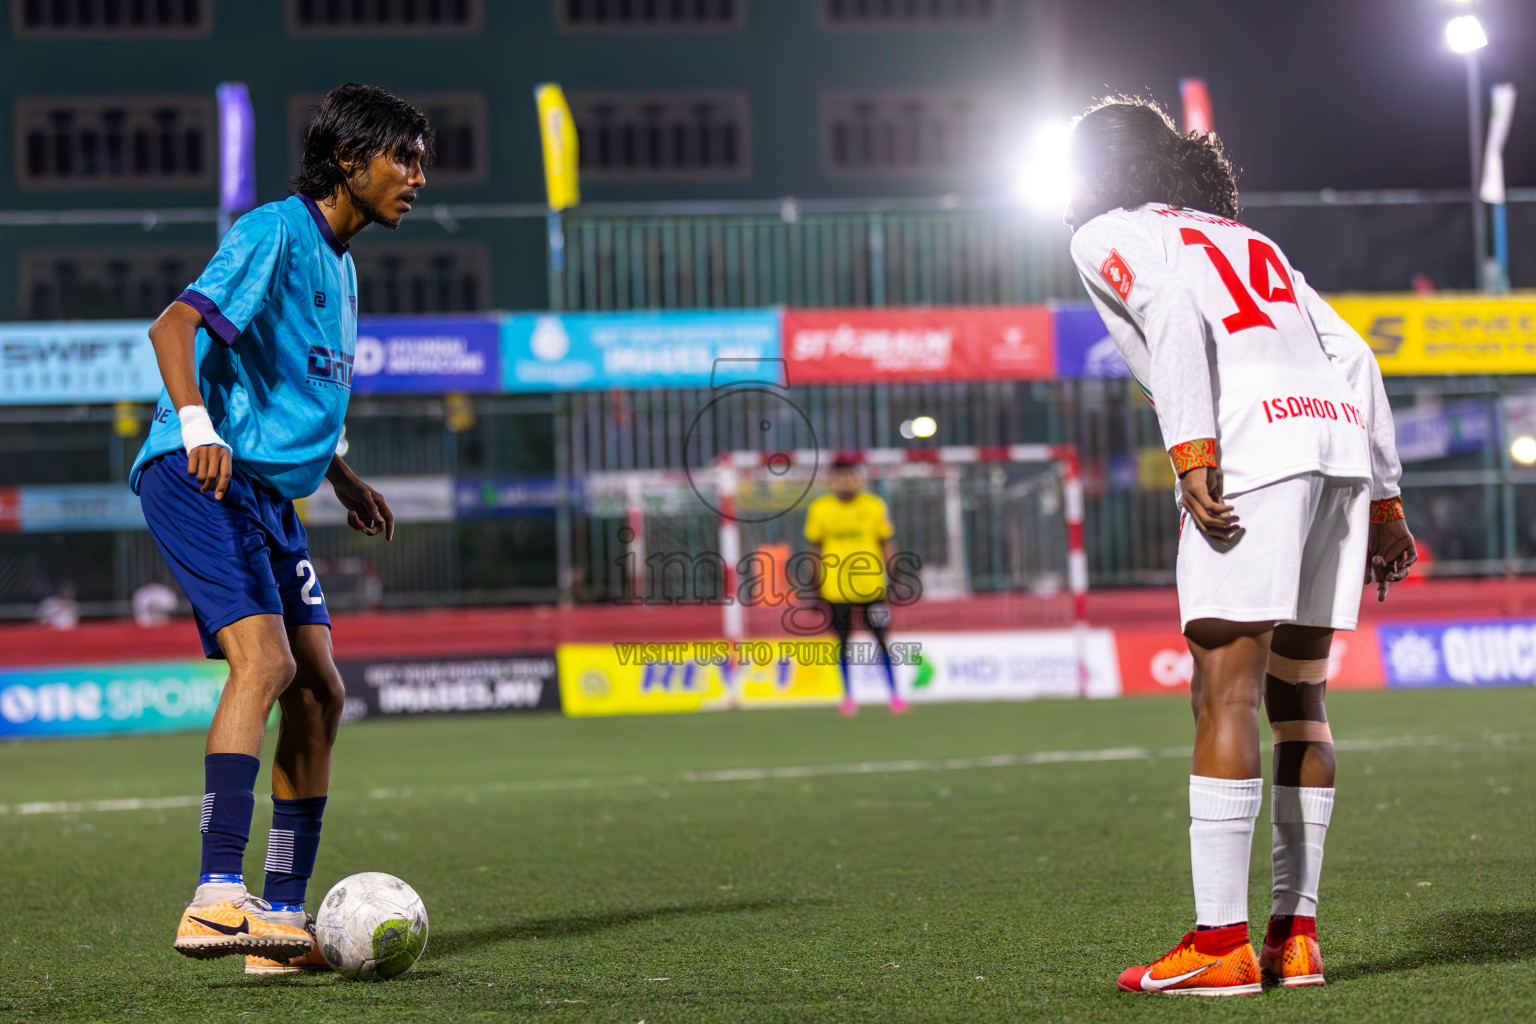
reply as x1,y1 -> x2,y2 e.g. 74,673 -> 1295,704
1117,925 -> 1262,996
1260,915 -> 1325,987
245,910 -> 330,974
172,884 -> 315,962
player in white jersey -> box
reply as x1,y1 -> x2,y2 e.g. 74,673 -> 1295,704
1064,99 -> 1416,996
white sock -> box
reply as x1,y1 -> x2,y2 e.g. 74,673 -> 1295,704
1271,785 -> 1334,918
1189,775 -> 1262,927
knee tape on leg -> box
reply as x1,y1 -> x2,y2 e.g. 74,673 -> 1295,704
1270,720 -> 1333,744
1266,652 -> 1328,685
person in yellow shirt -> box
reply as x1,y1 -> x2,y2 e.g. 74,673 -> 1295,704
803,454 -> 906,716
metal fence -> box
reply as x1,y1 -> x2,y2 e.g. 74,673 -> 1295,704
554,202 -> 1080,311
3,375 -> 1532,622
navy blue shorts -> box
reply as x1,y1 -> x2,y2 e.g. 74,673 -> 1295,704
138,451 -> 330,658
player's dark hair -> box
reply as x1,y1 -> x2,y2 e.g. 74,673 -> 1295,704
292,83 -> 436,200
1069,97 -> 1239,220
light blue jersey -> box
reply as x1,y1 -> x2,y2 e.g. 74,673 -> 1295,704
130,194 -> 357,500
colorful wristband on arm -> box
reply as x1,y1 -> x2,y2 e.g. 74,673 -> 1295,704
1169,438 -> 1218,477
1370,496 -> 1405,524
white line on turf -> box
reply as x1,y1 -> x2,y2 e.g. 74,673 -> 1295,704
0,733 -> 1522,818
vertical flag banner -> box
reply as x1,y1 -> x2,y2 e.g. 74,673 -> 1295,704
534,84 -> 580,212
1180,78 -> 1214,135
1479,83 -> 1516,205
216,82 -> 256,214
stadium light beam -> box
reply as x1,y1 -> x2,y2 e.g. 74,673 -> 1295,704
1446,14 -> 1488,54
1012,121 -> 1074,214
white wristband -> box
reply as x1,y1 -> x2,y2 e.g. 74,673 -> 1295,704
177,405 -> 229,453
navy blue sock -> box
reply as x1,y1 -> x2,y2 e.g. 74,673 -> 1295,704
200,753 -> 260,884
876,642 -> 897,696
836,642 -> 852,698
263,795 -> 327,911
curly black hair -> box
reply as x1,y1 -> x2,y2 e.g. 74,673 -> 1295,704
1069,96 -> 1239,221
291,83 -> 436,200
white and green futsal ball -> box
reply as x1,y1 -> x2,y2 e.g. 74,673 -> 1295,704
315,872 -> 429,981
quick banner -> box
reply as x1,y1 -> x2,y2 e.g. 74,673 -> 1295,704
1378,619 -> 1536,688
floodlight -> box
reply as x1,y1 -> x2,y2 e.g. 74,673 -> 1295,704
1446,14 -> 1488,53
910,416 -> 938,439
1512,435 -> 1536,465
1012,121 -> 1074,213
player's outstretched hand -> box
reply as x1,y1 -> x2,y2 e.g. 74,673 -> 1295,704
1366,516 -> 1416,602
187,444 -> 232,500
1179,465 -> 1240,541
333,474 -> 395,541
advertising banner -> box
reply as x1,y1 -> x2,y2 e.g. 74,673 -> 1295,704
297,475 -> 456,526
502,311 -> 780,392
1115,626 -> 1384,696
336,654 -> 561,720
1051,305 -> 1132,380
352,316 -> 501,395
0,660 -> 230,739
557,630 -> 1120,717
783,307 -> 1054,383
1391,399 -> 1490,462
0,484 -> 145,533
1377,619 -> 1536,689
0,321 -> 161,405
1328,296 -> 1536,376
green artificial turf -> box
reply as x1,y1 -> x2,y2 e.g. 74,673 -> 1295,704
1,689 -> 1533,1023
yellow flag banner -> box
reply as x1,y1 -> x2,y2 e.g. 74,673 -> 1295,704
1328,294 -> 1536,376
533,83 -> 579,212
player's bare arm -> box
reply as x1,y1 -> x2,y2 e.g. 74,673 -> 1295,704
1366,497 -> 1416,600
1178,464 -> 1239,541
147,300 -> 233,500
325,456 -> 395,541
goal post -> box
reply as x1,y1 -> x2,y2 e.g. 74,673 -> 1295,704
581,444 -> 1090,694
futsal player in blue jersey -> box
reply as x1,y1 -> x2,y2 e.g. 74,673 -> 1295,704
130,84 -> 432,971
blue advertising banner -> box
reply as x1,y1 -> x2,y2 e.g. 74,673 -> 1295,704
0,484 -> 146,532
0,661 -> 230,739
352,316 -> 501,394
1051,306 -> 1130,380
0,321 -> 161,405
1378,619 -> 1536,689
501,311 -> 780,392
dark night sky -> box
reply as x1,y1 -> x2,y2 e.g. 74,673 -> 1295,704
1047,0 -> 1534,193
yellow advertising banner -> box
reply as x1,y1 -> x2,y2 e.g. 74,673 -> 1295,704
533,83 -> 579,212
1328,294 -> 1536,376
557,641 -> 844,717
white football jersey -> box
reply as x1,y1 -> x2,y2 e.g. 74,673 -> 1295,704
1071,203 -> 1401,499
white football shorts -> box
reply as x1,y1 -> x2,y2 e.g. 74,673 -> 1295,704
1177,472 -> 1370,631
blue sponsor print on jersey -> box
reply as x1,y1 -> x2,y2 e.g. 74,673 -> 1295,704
307,346 -> 355,389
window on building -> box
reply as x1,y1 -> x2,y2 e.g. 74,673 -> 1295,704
820,0 -> 1003,29
20,246 -> 214,321
12,0 -> 212,36
289,92 -> 486,186
351,243 -> 491,314
821,91 -> 999,178
570,91 -> 751,181
557,0 -> 744,31
15,95 -> 215,190
286,0 -> 480,35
